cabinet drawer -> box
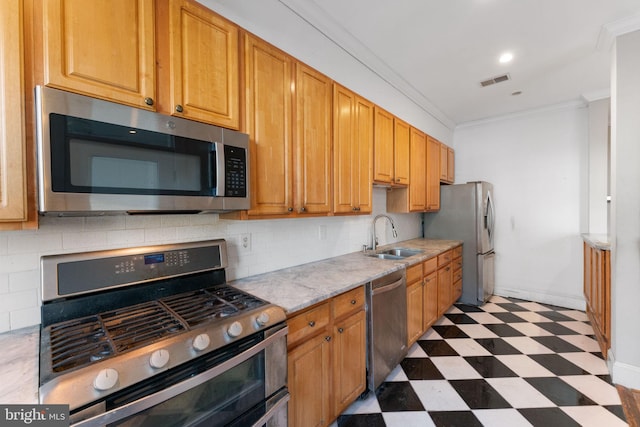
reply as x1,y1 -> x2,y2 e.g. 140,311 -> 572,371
453,258 -> 462,271
438,250 -> 452,266
423,257 -> 438,274
453,279 -> 462,300
287,302 -> 331,347
406,264 -> 423,285
453,245 -> 462,258
453,268 -> 462,283
334,286 -> 365,319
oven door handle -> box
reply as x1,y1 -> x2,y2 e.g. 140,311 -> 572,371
250,388 -> 290,427
73,325 -> 289,427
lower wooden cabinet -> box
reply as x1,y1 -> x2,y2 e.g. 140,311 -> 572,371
583,241 -> 610,358
437,251 -> 453,318
287,286 -> 366,427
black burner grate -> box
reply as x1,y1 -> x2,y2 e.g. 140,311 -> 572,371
45,285 -> 267,374
49,316 -> 114,373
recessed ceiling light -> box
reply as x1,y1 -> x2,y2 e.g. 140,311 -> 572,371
499,52 -> 513,64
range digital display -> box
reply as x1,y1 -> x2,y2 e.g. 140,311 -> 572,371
144,253 -> 165,265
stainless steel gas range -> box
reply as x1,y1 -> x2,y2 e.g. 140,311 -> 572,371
38,239 -> 288,427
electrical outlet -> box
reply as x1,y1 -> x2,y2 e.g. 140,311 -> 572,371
318,225 -> 327,240
240,233 -> 251,251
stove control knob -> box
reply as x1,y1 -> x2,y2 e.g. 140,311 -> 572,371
94,368 -> 119,391
193,333 -> 210,351
149,349 -> 170,369
227,321 -> 243,338
256,312 -> 270,326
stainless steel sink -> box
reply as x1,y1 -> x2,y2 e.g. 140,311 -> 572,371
378,248 -> 423,258
366,248 -> 423,260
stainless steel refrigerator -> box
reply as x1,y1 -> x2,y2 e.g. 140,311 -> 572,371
423,181 -> 495,306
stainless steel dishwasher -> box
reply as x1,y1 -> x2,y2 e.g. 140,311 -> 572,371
366,269 -> 408,392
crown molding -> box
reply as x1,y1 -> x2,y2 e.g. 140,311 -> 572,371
596,13 -> 640,51
277,0 -> 456,130
581,89 -> 610,103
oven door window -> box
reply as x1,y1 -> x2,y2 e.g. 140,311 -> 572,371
49,113 -> 214,196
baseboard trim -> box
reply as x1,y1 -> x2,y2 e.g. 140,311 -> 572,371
493,287 -> 586,311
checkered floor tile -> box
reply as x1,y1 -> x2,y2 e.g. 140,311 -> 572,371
332,295 -> 627,427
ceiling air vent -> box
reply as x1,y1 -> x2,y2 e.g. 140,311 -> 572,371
480,73 -> 511,87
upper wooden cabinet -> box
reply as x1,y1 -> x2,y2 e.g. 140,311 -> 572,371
333,84 -> 373,215
0,0 -> 30,229
373,106 -> 394,184
295,64 -> 333,215
242,34 -> 294,217
39,0 -> 156,109
426,136 -> 441,211
156,0 -> 240,129
440,142 -> 455,184
387,126 -> 427,213
393,118 -> 410,186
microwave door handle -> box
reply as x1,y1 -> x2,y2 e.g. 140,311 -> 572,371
213,141 -> 224,197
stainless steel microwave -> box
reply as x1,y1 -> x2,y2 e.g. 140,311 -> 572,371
35,86 -> 250,215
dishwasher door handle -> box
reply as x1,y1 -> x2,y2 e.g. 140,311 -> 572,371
371,277 -> 405,296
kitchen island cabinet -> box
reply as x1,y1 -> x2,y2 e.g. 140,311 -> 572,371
583,236 -> 611,358
287,286 -> 366,427
0,0 -> 30,229
35,0 -> 156,110
156,0 -> 240,129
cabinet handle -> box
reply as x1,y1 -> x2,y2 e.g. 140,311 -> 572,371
325,336 -> 332,342
300,207 -> 306,213
338,328 -> 344,333
350,299 -> 356,305
175,104 -> 184,113
352,207 -> 358,211
144,97 -> 154,106
287,207 -> 294,212
445,267 -> 450,272
308,320 -> 315,327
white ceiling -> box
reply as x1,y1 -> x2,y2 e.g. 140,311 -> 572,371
277,0 -> 640,126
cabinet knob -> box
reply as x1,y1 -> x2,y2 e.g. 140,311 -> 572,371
144,97 -> 154,106
300,207 -> 306,213
352,207 -> 358,211
338,328 -> 344,333
287,207 -> 294,212
350,299 -> 356,305
325,336 -> 332,342
308,320 -> 315,327
175,104 -> 184,113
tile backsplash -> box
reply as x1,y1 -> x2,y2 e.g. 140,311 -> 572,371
0,188 -> 421,333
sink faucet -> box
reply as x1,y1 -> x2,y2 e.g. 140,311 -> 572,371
370,214 -> 398,251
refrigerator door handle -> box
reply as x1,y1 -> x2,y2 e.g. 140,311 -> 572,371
486,190 -> 495,246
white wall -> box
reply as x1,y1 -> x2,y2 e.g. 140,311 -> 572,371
609,30 -> 640,389
453,104 -> 588,309
587,98 -> 610,234
0,189 -> 422,333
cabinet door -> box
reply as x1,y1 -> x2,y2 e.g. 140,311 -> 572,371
423,271 -> 438,330
43,0 -> 155,109
373,106 -> 394,184
439,143 -> 448,181
426,136 -> 441,211
243,34 -> 294,216
447,147 -> 455,183
437,264 -> 452,317
0,0 -> 27,225
394,118 -> 410,186
409,127 -> 427,211
160,0 -> 239,128
353,96 -> 374,214
333,84 -> 373,214
333,310 -> 366,416
288,332 -> 332,427
407,280 -> 424,346
295,64 -> 332,215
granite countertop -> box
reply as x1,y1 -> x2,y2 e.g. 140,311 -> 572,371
230,238 -> 462,315
0,238 -> 460,405
0,325 -> 39,404
582,233 -> 611,250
